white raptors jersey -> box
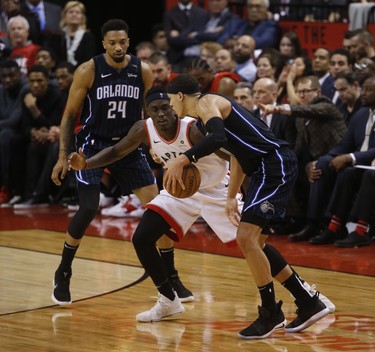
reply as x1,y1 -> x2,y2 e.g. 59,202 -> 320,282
145,116 -> 228,189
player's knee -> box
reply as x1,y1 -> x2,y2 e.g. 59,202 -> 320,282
67,206 -> 97,239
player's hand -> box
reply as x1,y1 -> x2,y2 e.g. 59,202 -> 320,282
51,156 -> 69,186
163,155 -> 189,193
68,148 -> 87,170
226,197 -> 241,227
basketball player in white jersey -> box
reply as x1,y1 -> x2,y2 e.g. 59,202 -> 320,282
68,86 -> 334,331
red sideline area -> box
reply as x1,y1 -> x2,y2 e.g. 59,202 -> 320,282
1,205 -> 374,277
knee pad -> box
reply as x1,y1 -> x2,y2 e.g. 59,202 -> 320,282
263,243 -> 288,277
67,185 -> 100,239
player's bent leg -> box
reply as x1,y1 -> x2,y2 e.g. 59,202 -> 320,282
132,210 -> 184,322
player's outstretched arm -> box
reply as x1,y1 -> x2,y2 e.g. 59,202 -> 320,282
81,120 -> 147,170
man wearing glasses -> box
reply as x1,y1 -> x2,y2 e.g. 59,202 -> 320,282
259,75 -> 347,242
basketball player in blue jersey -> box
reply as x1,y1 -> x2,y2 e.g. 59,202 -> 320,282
50,19 -> 192,307
68,86 -> 334,330
163,74 -> 331,339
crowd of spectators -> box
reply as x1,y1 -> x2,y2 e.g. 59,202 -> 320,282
0,0 -> 374,249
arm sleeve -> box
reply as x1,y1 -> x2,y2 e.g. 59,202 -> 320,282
184,117 -> 227,163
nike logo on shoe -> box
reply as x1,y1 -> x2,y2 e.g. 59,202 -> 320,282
101,73 -> 112,78
153,140 -> 161,143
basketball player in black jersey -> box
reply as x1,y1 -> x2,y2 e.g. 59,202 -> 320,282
50,19 -> 192,307
162,74 -> 331,339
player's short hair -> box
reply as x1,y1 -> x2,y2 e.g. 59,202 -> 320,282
167,73 -> 200,95
101,19 -> 129,38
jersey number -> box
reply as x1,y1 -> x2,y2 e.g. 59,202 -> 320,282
107,101 -> 127,119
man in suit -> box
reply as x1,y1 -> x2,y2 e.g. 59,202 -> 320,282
259,75 -> 347,240
21,0 -> 61,45
306,75 -> 375,245
313,48 -> 336,102
253,77 -> 296,148
163,0 -> 209,70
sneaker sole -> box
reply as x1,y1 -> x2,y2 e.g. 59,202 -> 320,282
284,307 -> 330,333
238,319 -> 287,340
51,280 -> 72,306
179,295 -> 195,303
136,306 -> 185,323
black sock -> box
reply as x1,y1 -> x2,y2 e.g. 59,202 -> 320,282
258,282 -> 277,311
58,242 -> 79,273
282,272 -> 312,303
159,247 -> 175,277
157,279 -> 176,301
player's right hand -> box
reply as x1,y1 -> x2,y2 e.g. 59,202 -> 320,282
68,148 -> 87,171
51,157 -> 68,186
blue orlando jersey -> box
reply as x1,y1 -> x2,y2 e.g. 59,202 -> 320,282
199,93 -> 290,175
78,53 -> 144,140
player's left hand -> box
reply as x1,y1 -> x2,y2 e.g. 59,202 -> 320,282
163,155 -> 189,194
226,197 -> 241,227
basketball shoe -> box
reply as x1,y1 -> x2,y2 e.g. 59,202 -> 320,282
303,282 -> 335,313
170,271 -> 194,302
238,301 -> 286,339
284,292 -> 330,333
136,292 -> 185,322
51,269 -> 72,305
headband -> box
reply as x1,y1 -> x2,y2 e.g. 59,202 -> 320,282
145,91 -> 170,106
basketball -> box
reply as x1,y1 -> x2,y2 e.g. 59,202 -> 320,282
164,163 -> 201,198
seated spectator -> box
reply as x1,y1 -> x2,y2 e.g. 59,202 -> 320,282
259,75 -> 348,238
334,71 -> 362,126
255,48 -> 284,82
237,0 -> 281,50
346,28 -> 375,63
187,57 -> 243,98
8,15 -> 41,75
35,46 -> 57,85
284,55 -> 313,104
12,64 -> 65,207
215,48 -> 239,74
200,41 -> 223,72
135,41 -> 156,64
0,0 -> 41,45
188,0 -> 243,49
148,51 -> 178,87
150,23 -> 169,56
163,0 -> 209,70
233,81 -> 254,112
278,31 -> 302,62
333,167 -> 375,248
253,77 -> 297,148
232,34 -> 257,83
0,59 -> 26,206
50,1 -> 96,68
312,47 -> 336,101
354,57 -> 375,85
305,76 -> 375,245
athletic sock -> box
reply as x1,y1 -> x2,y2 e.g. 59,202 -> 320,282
58,242 -> 79,273
328,215 -> 342,233
258,282 -> 277,312
282,272 -> 312,303
157,279 -> 176,301
159,247 -> 175,276
355,220 -> 369,236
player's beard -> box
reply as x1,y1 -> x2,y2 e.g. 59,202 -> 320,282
111,53 -> 125,63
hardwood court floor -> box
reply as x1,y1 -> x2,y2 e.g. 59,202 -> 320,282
0,205 -> 374,352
